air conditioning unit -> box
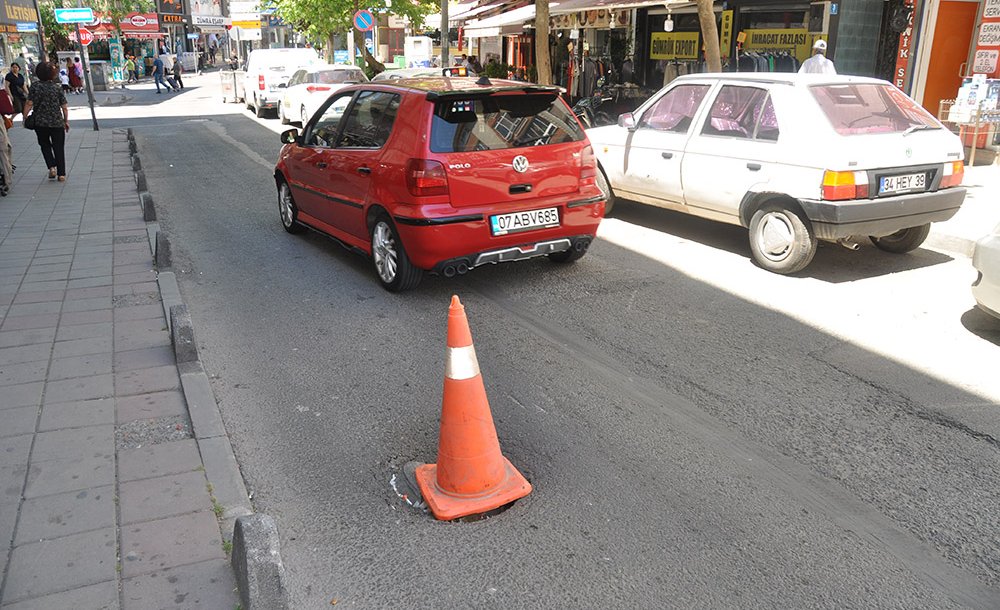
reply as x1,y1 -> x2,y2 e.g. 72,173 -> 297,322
809,1 -> 832,34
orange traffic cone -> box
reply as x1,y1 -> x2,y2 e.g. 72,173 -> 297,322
415,295 -> 532,520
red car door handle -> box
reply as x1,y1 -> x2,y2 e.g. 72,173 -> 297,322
315,162 -> 328,169
357,166 -> 372,175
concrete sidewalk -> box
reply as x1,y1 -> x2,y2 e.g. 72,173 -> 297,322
0,127 -> 238,608
923,164 -> 1000,257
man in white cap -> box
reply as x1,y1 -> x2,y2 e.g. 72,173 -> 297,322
799,39 -> 836,74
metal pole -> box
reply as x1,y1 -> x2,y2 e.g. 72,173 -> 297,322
31,0 -> 45,61
440,0 -> 449,67
75,22 -> 99,131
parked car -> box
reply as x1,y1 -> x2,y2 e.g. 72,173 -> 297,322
244,48 -> 322,118
279,64 -> 368,126
274,77 -> 605,291
972,222 -> 1000,320
372,66 -> 475,81
587,74 -> 967,274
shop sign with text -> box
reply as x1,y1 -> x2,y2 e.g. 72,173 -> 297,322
650,32 -> 700,60
742,28 -> 813,61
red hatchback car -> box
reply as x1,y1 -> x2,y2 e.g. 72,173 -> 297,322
274,76 -> 606,291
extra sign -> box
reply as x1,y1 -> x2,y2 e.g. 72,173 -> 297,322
353,9 -> 374,32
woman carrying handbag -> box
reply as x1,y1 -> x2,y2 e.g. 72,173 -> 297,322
23,62 -> 69,181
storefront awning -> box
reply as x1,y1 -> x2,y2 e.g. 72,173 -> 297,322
464,3 -> 542,38
550,0 -> 688,14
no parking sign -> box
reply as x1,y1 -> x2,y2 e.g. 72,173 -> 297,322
353,9 -> 373,31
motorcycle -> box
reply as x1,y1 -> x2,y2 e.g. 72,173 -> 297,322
573,80 -> 654,129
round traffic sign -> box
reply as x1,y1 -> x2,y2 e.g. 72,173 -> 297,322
353,9 -> 374,32
78,27 -> 94,46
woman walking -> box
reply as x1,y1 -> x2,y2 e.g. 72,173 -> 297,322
67,58 -> 81,94
4,63 -> 28,117
23,62 -> 69,181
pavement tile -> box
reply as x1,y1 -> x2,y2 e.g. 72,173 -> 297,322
62,296 -> 113,313
0,500 -> 16,575
18,281 -> 68,293
32,425 -> 114,462
114,263 -> 154,276
0,579 -> 119,610
0,328 -> 56,349
114,328 -> 170,353
115,365 -> 180,397
66,276 -> 113,290
12,290 -> 65,304
52,336 -> 113,359
48,352 -> 114,381
116,390 -> 186,424
65,286 -> 113,300
15,484 -> 116,545
0,463 -> 27,504
0,406 -> 38,438
119,471 -> 211,524
24,270 -> 70,283
6,301 -> 62,316
121,558 -> 237,610
43,373 -> 114,404
118,439 -> 202,483
120,512 -> 224,578
0,381 -> 43,409
56,321 -> 113,342
24,454 -> 115,498
60,308 -> 114,326
39,398 -> 114,431
113,346 -> 174,373
0,313 -> 59,331
0,360 -> 48,386
0,343 -> 50,366
3,527 -> 117,603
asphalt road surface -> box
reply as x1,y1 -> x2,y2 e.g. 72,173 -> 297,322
104,74 -> 1000,608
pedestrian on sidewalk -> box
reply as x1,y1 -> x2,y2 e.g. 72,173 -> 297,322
125,55 -> 137,83
799,40 -> 836,75
67,57 -> 82,93
59,67 -> 70,92
152,55 -> 170,93
4,63 -> 29,117
23,62 -> 69,182
172,58 -> 184,90
73,57 -> 85,93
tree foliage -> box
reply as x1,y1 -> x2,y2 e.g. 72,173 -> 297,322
39,0 -> 154,57
274,0 -> 436,71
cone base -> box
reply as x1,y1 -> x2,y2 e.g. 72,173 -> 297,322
415,457 -> 532,521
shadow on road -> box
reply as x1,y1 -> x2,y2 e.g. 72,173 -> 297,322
961,307 -> 1000,345
611,198 -> 954,283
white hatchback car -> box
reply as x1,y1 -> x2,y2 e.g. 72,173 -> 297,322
587,74 -> 967,273
279,64 -> 368,126
972,223 -> 1000,320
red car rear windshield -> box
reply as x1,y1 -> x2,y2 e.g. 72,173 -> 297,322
430,93 -> 585,153
810,83 -> 940,136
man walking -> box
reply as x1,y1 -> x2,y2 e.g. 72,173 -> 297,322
152,55 -> 169,93
172,58 -> 184,90
799,39 -> 836,74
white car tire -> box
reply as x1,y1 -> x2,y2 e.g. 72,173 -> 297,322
748,204 -> 817,274
869,224 -> 931,253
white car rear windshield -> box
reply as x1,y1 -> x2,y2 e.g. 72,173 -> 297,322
811,84 -> 940,136
430,94 -> 584,153
317,69 -> 368,84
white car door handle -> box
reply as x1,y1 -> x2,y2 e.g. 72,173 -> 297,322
747,163 -> 762,171
661,152 -> 673,160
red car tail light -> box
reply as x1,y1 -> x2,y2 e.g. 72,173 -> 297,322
406,159 -> 449,197
822,170 -> 869,200
258,74 -> 265,90
580,145 -> 597,188
941,160 -> 964,188
306,85 -> 331,93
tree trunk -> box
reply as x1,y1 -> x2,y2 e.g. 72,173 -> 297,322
353,29 -> 386,73
534,0 -> 551,84
696,0 -> 722,72
326,32 -> 335,63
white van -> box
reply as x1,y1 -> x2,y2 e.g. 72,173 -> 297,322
244,48 -> 321,118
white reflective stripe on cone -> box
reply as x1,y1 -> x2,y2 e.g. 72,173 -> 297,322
445,345 -> 480,380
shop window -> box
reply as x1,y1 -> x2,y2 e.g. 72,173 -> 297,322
640,84 -> 711,133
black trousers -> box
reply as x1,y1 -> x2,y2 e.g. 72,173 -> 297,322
35,126 -> 66,177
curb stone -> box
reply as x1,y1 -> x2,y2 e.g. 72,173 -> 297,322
135,168 -> 147,190
232,514 -> 289,610
131,130 -> 260,604
139,190 -> 156,221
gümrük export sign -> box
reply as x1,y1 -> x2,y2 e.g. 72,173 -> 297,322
650,32 -> 700,60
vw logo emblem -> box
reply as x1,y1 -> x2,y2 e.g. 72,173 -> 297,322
512,155 -> 529,173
